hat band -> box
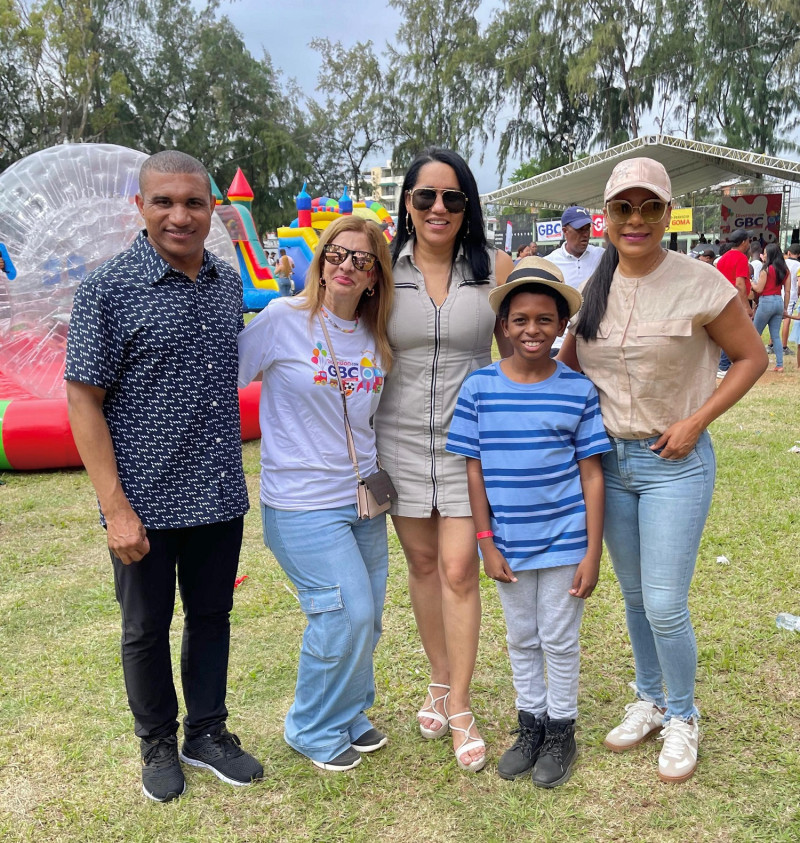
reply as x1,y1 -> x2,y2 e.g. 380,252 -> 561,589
506,267 -> 563,285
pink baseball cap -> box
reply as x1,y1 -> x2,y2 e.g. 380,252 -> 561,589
604,157 -> 671,203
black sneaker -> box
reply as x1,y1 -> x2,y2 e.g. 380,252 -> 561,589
783,346 -> 791,354
311,746 -> 362,772
180,726 -> 263,786
766,344 -> 774,354
497,711 -> 545,780
351,727 -> 388,753
531,717 -> 577,788
141,734 -> 186,802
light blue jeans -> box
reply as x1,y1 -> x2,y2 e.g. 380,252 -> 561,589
496,565 -> 584,721
753,294 -> 784,366
601,431 -> 716,721
261,504 -> 388,762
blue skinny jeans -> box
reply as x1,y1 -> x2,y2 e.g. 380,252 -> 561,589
753,295 -> 785,367
601,431 -> 716,721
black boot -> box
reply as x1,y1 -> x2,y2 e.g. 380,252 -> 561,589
497,711 -> 545,780
531,717 -> 577,788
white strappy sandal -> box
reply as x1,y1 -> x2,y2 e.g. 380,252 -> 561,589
417,683 -> 450,740
446,706 -> 487,773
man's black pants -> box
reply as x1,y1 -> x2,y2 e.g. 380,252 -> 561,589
110,517 -> 244,741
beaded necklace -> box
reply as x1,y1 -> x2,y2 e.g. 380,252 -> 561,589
321,305 -> 359,334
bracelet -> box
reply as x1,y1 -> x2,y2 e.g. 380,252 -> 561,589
476,530 -> 494,540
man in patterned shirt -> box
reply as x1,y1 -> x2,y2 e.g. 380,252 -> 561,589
65,151 -> 262,802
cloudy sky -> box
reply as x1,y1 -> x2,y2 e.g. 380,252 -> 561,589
214,0 -> 510,193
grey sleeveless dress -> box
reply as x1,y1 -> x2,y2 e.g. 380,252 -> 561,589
374,240 -> 498,517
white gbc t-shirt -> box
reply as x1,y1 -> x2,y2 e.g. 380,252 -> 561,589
238,297 -> 385,510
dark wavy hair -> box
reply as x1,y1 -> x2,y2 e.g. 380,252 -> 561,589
762,243 -> 789,286
573,244 -> 620,341
392,148 -> 490,280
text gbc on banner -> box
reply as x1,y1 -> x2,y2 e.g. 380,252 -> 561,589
536,214 -> 604,241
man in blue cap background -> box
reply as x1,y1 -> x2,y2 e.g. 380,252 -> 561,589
546,206 -> 604,353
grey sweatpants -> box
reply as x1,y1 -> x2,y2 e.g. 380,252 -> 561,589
495,565 -> 584,721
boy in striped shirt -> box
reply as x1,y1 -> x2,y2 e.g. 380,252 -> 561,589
446,257 -> 610,788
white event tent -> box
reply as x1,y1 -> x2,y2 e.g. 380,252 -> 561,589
481,135 -> 800,213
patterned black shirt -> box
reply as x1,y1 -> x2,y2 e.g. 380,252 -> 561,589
65,231 -> 249,529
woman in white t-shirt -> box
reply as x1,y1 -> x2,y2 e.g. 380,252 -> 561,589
238,216 -> 394,772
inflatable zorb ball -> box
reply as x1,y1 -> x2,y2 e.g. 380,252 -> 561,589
0,144 -> 238,399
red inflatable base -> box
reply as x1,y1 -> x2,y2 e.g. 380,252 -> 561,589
0,381 -> 262,471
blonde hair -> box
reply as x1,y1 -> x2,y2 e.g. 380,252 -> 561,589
276,254 -> 292,277
299,216 -> 394,371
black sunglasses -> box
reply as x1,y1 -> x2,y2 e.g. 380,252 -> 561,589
323,243 -> 377,272
408,187 -> 468,214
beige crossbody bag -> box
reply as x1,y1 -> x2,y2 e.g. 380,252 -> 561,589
317,313 -> 397,519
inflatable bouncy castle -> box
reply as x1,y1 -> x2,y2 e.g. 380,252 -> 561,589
0,144 -> 396,470
0,144 -> 260,470
276,183 -> 395,288
213,169 -> 280,311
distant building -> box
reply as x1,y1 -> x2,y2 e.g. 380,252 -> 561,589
347,161 -> 404,220
369,161 -> 405,218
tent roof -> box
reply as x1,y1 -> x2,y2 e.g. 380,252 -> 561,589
481,134 -> 800,211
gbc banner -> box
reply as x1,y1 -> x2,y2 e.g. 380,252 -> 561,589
537,219 -> 563,241
536,214 -> 604,241
721,194 -> 781,244
666,208 -> 693,233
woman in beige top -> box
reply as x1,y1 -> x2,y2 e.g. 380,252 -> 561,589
559,158 -> 766,784
374,148 -> 513,772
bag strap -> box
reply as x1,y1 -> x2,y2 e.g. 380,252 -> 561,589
317,312 -> 363,481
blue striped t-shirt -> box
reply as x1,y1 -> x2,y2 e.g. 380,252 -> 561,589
446,360 -> 611,572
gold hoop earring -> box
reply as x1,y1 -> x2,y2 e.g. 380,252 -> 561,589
406,217 -> 414,236
319,278 -> 326,287
366,287 -> 375,297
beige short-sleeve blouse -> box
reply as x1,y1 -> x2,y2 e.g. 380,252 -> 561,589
571,251 -> 736,440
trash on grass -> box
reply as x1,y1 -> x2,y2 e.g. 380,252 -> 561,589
776,613 -> 800,631
716,555 -> 730,565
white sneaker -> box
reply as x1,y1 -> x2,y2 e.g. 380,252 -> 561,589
603,700 -> 665,752
657,718 -> 698,783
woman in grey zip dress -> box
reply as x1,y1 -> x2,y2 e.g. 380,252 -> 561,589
374,148 -> 512,772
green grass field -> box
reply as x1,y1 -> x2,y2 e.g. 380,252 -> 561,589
1,362 -> 798,842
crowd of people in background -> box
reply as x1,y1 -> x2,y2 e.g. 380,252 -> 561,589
508,217 -> 800,374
